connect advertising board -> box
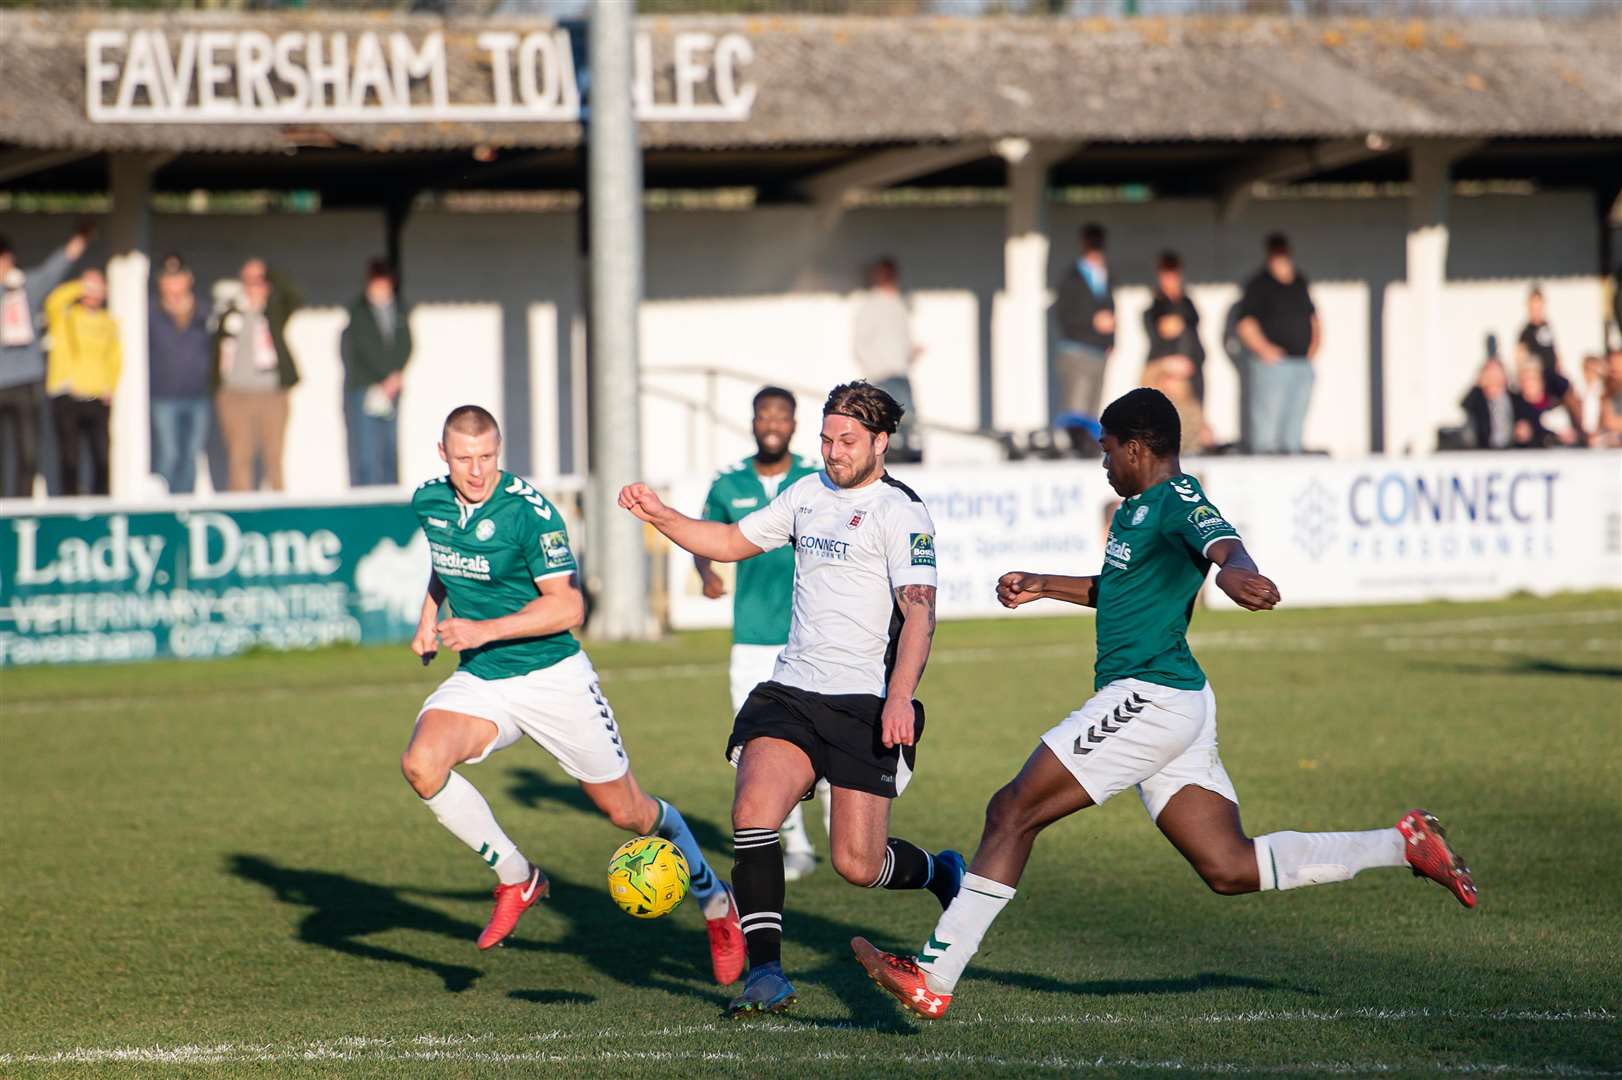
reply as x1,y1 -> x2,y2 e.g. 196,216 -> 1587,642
0,497 -> 429,667
1200,450 -> 1622,608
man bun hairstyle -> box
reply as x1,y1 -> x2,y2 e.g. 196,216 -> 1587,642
1100,387 -> 1180,458
442,404 -> 500,443
753,385 -> 797,414
823,380 -> 903,436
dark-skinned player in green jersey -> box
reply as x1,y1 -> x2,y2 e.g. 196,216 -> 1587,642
853,388 -> 1477,1020
400,405 -> 744,985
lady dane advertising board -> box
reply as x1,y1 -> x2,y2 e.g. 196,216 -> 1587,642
0,497 -> 428,667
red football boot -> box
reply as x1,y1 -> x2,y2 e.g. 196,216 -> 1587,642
706,886 -> 746,986
851,937 -> 953,1019
1397,809 -> 1477,909
478,865 -> 549,950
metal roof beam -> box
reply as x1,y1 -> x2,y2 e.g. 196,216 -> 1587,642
797,142 -> 994,205
0,148 -> 94,185
1218,137 -> 1403,221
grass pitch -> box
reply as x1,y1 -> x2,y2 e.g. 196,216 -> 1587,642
2,593 -> 1619,1078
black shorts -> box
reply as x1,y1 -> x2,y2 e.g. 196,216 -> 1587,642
726,680 -> 924,799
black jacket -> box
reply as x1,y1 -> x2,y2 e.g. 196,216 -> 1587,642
1052,263 -> 1114,351
340,296 -> 413,391
1460,387 -> 1547,449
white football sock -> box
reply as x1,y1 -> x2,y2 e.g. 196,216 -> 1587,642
1254,828 -> 1405,891
914,872 -> 1016,994
423,771 -> 531,886
780,804 -> 815,856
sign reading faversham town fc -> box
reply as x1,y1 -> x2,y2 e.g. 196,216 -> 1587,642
85,28 -> 754,124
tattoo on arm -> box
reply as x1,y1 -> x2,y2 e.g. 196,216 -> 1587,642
894,584 -> 938,636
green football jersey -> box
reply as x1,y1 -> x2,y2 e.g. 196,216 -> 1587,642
412,471 -> 581,679
702,454 -> 821,646
1094,473 -> 1240,691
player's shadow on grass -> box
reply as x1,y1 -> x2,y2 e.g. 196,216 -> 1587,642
1418,658 -> 1622,681
505,767 -> 733,855
964,968 -> 1296,999
230,854 -> 551,995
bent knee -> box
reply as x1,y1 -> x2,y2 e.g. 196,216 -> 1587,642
1196,857 -> 1258,896
984,783 -> 1037,837
400,750 -> 448,798
830,847 -> 883,886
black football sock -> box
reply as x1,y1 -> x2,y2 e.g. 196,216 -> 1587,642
732,828 -> 784,969
870,837 -> 935,891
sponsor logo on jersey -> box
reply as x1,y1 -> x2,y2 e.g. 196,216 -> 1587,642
1170,478 -> 1201,503
1131,505 -> 1149,526
1187,505 -> 1229,534
1104,532 -> 1133,570
475,519 -> 496,541
430,543 -> 492,580
427,516 -> 450,529
847,510 -> 866,530
731,497 -> 759,508
541,532 -> 572,569
797,535 -> 851,560
909,533 -> 936,567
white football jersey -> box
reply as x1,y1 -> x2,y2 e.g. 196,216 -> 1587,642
738,471 -> 937,698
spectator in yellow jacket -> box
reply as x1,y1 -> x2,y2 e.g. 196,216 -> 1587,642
45,268 -> 120,495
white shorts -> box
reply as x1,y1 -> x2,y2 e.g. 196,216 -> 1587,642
729,643 -> 783,716
417,651 -> 630,784
1039,678 -> 1238,821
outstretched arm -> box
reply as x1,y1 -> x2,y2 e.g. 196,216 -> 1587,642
997,571 -> 1097,609
619,482 -> 764,563
881,584 -> 937,749
1208,538 -> 1280,611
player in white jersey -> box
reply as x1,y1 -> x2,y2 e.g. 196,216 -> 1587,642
620,381 -> 965,1018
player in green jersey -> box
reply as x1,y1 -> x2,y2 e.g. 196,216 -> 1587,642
695,386 -> 824,880
854,388 -> 1477,1019
400,405 -> 745,985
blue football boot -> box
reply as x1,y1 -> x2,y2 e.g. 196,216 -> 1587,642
725,961 -> 797,1018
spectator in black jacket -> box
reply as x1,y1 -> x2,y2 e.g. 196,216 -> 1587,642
1236,233 -> 1319,454
1517,286 -> 1587,442
1460,357 -> 1539,450
1050,222 -> 1114,422
339,258 -> 411,487
1143,250 -> 1206,401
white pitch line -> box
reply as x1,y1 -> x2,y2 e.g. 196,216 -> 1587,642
4,609 -> 1617,715
4,1008 -> 1612,1066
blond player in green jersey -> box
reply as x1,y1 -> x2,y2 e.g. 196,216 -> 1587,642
400,406 -> 745,984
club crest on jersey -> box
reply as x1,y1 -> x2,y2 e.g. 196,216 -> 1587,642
910,533 -> 936,567
1131,505 -> 1149,526
847,510 -> 866,530
542,532 -> 572,569
475,519 -> 496,541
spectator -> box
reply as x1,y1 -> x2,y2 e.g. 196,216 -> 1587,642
0,226 -> 88,498
1517,285 -> 1588,441
212,258 -> 301,492
1236,233 -> 1319,454
340,258 -> 412,487
1459,357 -> 1535,450
851,256 -> 920,449
1514,356 -> 1570,448
1596,351 -> 1622,447
44,268 -> 121,496
1051,222 -> 1114,421
1578,353 -> 1607,436
149,255 -> 213,495
1143,249 -> 1206,401
1141,253 -> 1210,454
